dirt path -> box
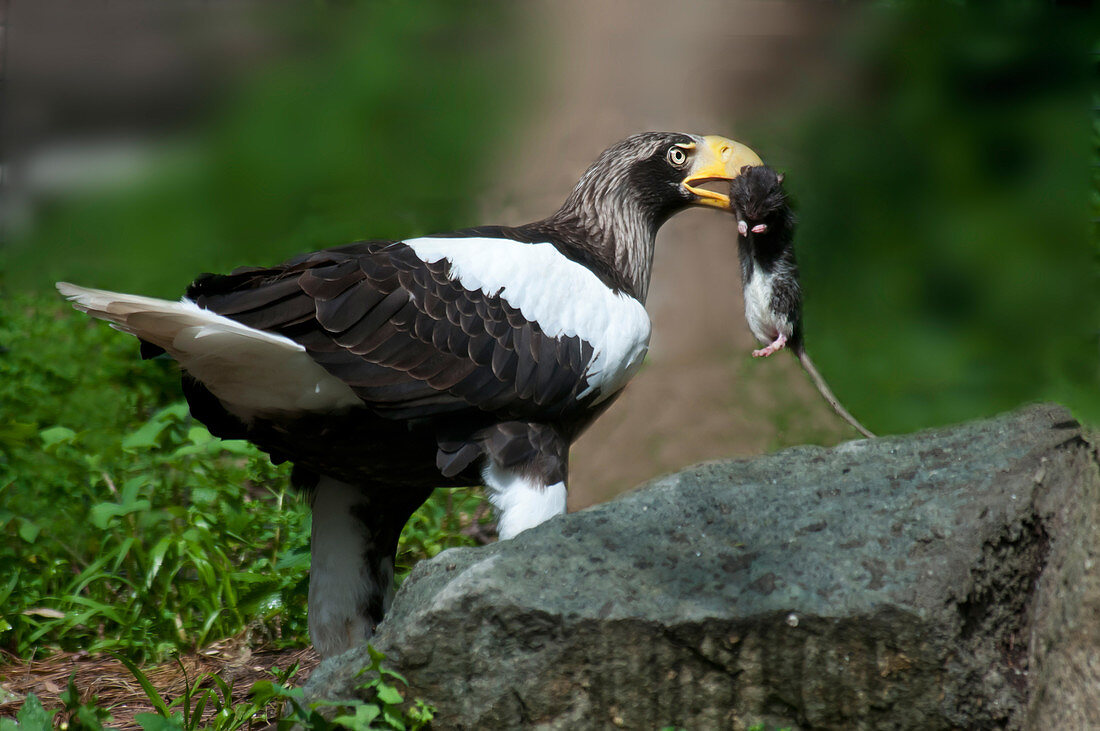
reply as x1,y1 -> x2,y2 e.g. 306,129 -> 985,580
479,0 -> 851,508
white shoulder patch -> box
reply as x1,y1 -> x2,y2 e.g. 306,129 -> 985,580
404,236 -> 650,401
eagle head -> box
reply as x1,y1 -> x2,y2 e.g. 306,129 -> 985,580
563,132 -> 761,225
550,131 -> 762,300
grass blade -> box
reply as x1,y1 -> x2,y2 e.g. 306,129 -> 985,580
108,651 -> 171,717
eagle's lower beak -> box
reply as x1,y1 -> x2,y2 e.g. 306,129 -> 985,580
683,135 -> 763,210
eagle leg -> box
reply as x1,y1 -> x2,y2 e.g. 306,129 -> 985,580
307,476 -> 432,658
480,424 -> 569,540
483,461 -> 567,540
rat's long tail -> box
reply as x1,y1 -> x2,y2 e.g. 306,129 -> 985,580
795,349 -> 876,438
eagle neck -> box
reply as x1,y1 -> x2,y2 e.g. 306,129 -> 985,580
538,195 -> 658,305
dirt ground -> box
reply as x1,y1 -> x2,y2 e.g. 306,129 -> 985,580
0,641 -> 320,729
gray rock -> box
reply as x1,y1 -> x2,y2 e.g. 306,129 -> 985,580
304,403 -> 1099,730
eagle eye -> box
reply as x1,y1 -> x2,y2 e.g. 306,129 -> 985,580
666,146 -> 688,168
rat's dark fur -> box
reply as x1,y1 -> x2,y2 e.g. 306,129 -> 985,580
729,165 -> 802,353
729,165 -> 875,438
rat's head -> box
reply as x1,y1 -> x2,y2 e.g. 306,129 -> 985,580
728,165 -> 787,224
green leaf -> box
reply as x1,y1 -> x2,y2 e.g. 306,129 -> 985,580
380,666 -> 409,687
276,550 -> 311,572
187,426 -> 212,445
332,704 -> 381,730
89,499 -> 152,530
64,596 -> 124,625
60,673 -> 79,709
216,439 -> 255,455
381,706 -> 406,731
73,703 -> 112,730
39,426 -> 77,449
121,418 -> 170,450
112,536 -> 136,572
110,652 -> 171,716
374,683 -> 404,706
17,519 -> 40,544
15,694 -> 55,731
120,475 -> 148,505
134,712 -> 185,731
190,487 -> 218,505
145,535 -> 174,589
58,673 -> 113,731
0,420 -> 37,450
249,680 -> 304,704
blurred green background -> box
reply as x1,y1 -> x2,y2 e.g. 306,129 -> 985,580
1,0 -> 1096,444
1,0 -> 524,296
737,2 -> 1097,431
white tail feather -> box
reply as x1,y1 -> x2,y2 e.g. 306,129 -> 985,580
56,282 -> 361,418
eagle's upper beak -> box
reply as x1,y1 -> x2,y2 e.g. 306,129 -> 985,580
682,135 -> 763,210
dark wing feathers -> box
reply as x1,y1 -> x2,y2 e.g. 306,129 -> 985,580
187,241 -> 592,427
491,343 -> 516,380
314,284 -> 379,333
229,296 -> 316,331
196,275 -> 301,315
466,331 -> 495,364
298,261 -> 360,300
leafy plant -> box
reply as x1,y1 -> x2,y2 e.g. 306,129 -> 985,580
249,646 -> 434,731
58,673 -> 113,730
0,694 -> 55,731
29,645 -> 434,730
0,295 -> 491,662
106,651 -> 285,731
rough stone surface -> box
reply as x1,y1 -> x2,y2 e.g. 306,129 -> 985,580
304,404 -> 1099,730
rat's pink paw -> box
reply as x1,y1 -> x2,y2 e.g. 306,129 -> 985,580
737,220 -> 748,237
751,223 -> 768,234
752,334 -> 787,358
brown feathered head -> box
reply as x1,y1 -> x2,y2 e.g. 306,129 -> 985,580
544,132 -> 762,301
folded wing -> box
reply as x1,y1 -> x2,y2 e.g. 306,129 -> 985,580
184,240 -> 596,423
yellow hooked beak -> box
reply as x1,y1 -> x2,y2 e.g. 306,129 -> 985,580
682,135 -> 763,210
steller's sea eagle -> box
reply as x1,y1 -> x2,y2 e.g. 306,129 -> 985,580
58,132 -> 762,658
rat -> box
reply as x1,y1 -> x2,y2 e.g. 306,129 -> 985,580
729,165 -> 876,439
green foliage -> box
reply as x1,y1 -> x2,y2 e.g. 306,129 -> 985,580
737,3 -> 1098,434
0,294 -> 489,662
248,646 -> 433,731
0,694 -> 55,731
1,0 -> 522,298
0,295 -> 310,658
397,487 -> 490,578
110,652 -> 301,731
59,673 -> 113,730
